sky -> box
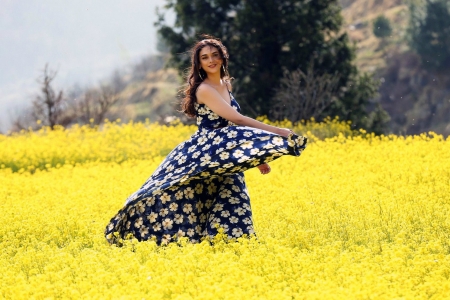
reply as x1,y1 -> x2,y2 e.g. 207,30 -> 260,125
0,0 -> 174,132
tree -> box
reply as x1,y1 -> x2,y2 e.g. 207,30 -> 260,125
272,59 -> 341,122
409,0 -> 450,72
10,64 -> 124,132
373,15 -> 392,39
67,84 -> 121,126
156,0 -> 384,131
31,64 -> 70,130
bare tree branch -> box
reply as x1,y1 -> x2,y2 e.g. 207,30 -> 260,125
30,64 -> 69,129
272,59 -> 341,122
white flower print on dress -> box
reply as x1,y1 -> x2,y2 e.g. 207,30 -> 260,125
227,131 -> 238,138
147,212 -> 158,223
153,223 -> 161,231
223,177 -> 234,185
232,228 -> 243,237
231,185 -> 241,192
234,207 -> 246,216
243,217 -> 252,225
178,155 -> 187,164
220,224 -> 230,232
233,149 -> 244,158
229,216 -> 239,224
213,136 -> 223,145
210,217 -> 221,228
207,112 -> 219,120
209,162 -> 220,168
162,218 -> 173,230
196,201 -> 204,212
159,208 -> 169,217
241,141 -> 253,149
174,214 -> 184,224
200,154 -> 211,166
169,203 -> 178,211
161,234 -> 172,245
238,156 -> 250,163
229,197 -> 240,204
213,203 -> 224,212
219,152 -> 230,160
187,145 -> 197,153
247,226 -> 255,235
226,141 -> 237,149
134,217 -> 143,228
272,136 -> 284,146
219,189 -> 232,198
198,136 -> 208,145
160,193 -> 171,204
139,226 -> 149,237
175,190 -> 184,200
188,213 -> 197,224
195,184 -> 203,194
183,204 -> 193,214
184,187 -> 195,199
136,202 -> 145,213
196,213 -> 205,224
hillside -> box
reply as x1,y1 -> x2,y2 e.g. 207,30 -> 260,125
341,0 -> 407,72
114,0 -> 449,135
341,0 -> 450,136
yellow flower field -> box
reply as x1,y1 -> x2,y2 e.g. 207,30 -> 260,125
1,121 -> 449,299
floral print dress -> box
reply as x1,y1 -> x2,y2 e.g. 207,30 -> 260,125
105,91 -> 307,245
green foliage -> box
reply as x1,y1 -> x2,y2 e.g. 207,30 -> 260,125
408,0 -> 450,72
156,0 -> 388,133
326,72 -> 387,132
373,15 -> 392,39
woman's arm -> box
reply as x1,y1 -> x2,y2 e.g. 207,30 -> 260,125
196,84 -> 292,137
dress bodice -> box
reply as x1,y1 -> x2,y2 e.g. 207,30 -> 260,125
194,92 -> 241,130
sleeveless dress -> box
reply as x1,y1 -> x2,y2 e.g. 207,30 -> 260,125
105,91 -> 307,245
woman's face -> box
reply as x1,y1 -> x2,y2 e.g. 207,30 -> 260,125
199,46 -> 222,75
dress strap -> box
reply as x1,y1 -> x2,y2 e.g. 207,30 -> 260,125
224,80 -> 232,94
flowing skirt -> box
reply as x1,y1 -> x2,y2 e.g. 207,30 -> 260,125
105,126 -> 307,245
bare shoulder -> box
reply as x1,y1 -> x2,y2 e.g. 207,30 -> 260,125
196,83 -> 216,104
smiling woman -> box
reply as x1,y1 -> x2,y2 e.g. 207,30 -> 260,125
104,36 -> 308,245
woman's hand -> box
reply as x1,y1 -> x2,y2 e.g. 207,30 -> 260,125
257,163 -> 271,175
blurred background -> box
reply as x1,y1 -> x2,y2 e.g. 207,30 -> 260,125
1,0 -> 449,136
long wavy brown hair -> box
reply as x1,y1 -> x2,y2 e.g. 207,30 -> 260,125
181,36 -> 231,117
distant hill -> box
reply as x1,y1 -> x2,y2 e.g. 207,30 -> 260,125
341,0 -> 450,135
111,0 -> 449,135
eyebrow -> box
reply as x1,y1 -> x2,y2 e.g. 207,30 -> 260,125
200,51 -> 219,57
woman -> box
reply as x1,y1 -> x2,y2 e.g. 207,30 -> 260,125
105,37 -> 307,245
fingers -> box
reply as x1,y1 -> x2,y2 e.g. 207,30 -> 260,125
259,164 -> 271,175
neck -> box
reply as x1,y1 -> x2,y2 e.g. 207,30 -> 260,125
206,73 -> 222,85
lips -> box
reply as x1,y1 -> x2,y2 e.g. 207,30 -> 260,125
208,64 -> 217,68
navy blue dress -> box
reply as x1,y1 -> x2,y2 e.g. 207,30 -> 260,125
105,91 -> 307,245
